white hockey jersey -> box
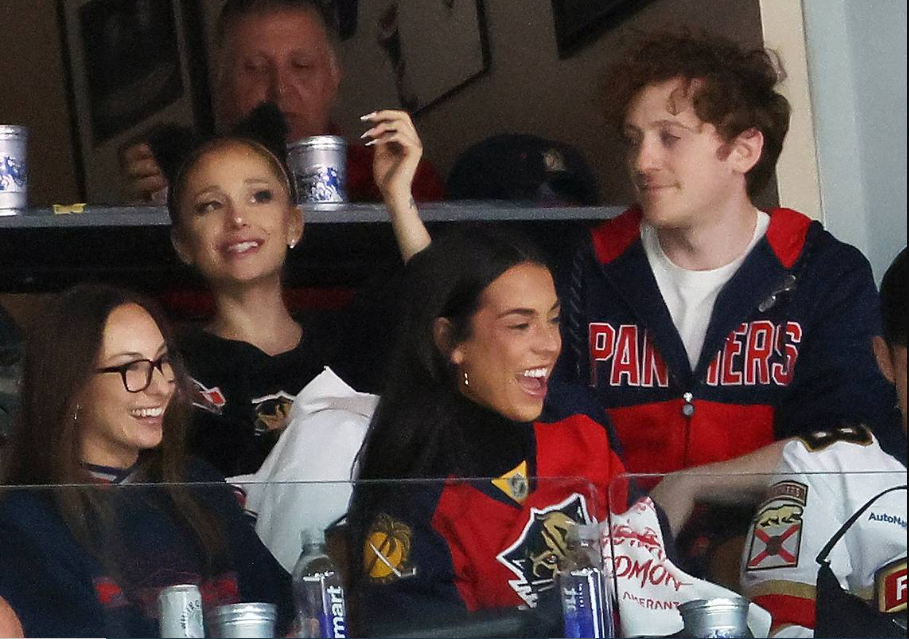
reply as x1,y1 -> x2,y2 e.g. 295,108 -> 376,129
741,426 -> 907,637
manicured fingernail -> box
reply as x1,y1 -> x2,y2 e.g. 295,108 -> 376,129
365,139 -> 379,146
360,112 -> 376,121
360,131 -> 370,139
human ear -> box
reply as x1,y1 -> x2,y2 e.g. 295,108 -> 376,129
286,206 -> 304,248
873,336 -> 896,384
729,128 -> 764,174
170,229 -> 194,266
433,318 -> 465,366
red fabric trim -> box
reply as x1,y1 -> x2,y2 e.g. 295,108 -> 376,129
607,400 -> 776,474
590,208 -> 643,265
765,208 -> 813,269
754,593 -> 816,631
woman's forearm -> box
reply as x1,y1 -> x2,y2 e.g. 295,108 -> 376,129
385,191 -> 432,263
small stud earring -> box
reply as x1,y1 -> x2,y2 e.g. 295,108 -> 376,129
289,240 -> 297,249
73,403 -> 82,423
463,371 -> 470,388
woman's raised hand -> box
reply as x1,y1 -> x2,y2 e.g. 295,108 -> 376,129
362,110 -> 424,202
361,110 -> 431,262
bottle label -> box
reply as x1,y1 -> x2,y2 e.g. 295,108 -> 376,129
318,579 -> 348,638
561,568 -> 610,639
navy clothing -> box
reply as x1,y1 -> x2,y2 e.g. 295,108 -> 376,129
351,384 -> 632,629
178,325 -> 330,476
560,207 -> 894,475
0,461 -> 293,638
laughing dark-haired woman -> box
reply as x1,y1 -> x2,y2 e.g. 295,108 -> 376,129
0,285 -> 292,637
347,229 -> 632,633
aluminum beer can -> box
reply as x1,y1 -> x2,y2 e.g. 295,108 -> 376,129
679,597 -> 753,638
0,125 -> 28,212
287,136 -> 347,204
206,602 -> 278,638
157,584 -> 204,638
561,567 -> 613,638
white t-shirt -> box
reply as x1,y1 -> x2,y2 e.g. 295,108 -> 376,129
642,210 -> 771,370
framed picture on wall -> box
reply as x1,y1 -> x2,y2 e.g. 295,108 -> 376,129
552,0 -> 655,58
380,0 -> 491,114
57,0 -> 212,202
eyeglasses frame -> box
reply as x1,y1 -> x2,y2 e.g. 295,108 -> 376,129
95,354 -> 176,393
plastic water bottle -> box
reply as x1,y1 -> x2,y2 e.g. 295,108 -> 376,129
558,523 -> 614,638
291,528 -> 349,638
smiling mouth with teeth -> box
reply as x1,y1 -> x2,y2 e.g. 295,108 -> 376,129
518,368 -> 551,398
130,407 -> 164,419
226,240 -> 262,254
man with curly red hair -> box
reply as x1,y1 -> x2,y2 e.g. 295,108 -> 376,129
560,30 -> 895,476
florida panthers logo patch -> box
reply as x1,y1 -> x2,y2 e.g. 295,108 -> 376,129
496,493 -> 592,607
747,480 -> 808,571
252,391 -> 295,435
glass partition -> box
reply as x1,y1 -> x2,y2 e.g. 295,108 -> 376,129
0,470 -> 904,637
0,476 -> 602,638
607,470 -> 907,638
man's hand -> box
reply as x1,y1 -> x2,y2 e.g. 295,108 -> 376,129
650,473 -> 699,537
120,142 -> 168,204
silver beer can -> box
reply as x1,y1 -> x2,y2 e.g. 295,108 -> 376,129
157,584 -> 205,638
206,602 -> 278,638
287,136 -> 348,204
0,125 -> 28,213
679,597 -> 753,638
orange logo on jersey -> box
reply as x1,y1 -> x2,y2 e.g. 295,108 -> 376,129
364,514 -> 415,583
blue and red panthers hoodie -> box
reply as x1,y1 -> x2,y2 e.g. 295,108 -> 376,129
559,207 -> 894,475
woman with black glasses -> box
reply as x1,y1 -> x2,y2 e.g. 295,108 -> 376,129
0,284 -> 293,638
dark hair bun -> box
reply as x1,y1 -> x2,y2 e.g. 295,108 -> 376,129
231,102 -> 289,162
148,125 -> 203,188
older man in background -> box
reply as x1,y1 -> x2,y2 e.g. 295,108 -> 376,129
121,0 -> 442,203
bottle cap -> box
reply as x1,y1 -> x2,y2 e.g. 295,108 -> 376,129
300,527 -> 327,548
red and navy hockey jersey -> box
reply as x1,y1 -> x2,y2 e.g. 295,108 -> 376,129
559,208 -> 894,475
352,384 -> 631,627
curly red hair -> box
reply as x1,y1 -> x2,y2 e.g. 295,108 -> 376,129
604,29 -> 791,198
